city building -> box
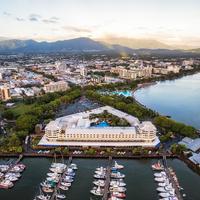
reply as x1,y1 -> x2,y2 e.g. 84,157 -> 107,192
179,137 -> 200,152
111,66 -> 152,80
0,85 -> 11,101
39,106 -> 160,147
80,67 -> 88,77
44,81 -> 69,93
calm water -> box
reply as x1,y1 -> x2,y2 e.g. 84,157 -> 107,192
0,158 -> 199,200
134,73 -> 200,129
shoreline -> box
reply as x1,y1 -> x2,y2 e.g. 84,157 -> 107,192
132,71 -> 200,124
132,81 -> 158,110
0,152 -> 176,159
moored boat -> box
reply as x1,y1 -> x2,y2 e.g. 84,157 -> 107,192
0,180 -> 14,189
152,161 -> 164,171
112,161 -> 124,170
90,185 -> 104,196
58,185 -> 69,191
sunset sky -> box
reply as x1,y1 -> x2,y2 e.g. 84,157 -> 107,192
0,0 -> 200,47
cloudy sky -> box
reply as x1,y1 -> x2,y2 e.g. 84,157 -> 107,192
0,0 -> 200,46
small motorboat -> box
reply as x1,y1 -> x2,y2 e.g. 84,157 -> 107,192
110,180 -> 126,187
5,176 -> 18,182
58,185 -> 69,191
158,182 -> 167,187
159,192 -> 171,198
157,187 -> 167,193
111,172 -> 125,179
61,181 -> 72,187
110,186 -> 126,192
42,186 -> 54,193
56,194 -> 66,199
46,177 -> 59,183
5,172 -> 21,178
96,167 -> 106,171
90,186 -> 104,196
60,182 -> 71,187
155,177 -> 166,182
69,163 -> 78,170
112,161 -> 124,170
154,172 -> 166,177
94,174 -> 105,179
152,161 -> 164,171
0,180 -> 14,189
93,180 -> 105,187
111,192 -> 126,199
36,194 -> 50,200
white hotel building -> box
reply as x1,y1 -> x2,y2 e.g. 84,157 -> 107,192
39,106 -> 160,147
44,81 -> 69,93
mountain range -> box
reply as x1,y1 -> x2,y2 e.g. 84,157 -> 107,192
99,37 -> 172,49
0,37 -> 199,55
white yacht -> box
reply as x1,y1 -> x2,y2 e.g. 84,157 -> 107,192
112,161 -> 124,170
111,172 -> 125,179
90,185 -> 104,196
93,180 -> 105,187
110,180 -> 126,187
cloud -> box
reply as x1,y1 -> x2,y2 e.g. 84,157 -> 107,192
3,11 -> 12,16
50,17 -> 59,21
29,14 -> 41,22
63,26 -> 91,33
16,17 -> 25,22
42,17 -> 59,24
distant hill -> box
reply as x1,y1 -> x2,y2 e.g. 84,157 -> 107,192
99,37 -> 172,49
0,37 -> 9,41
0,38 -> 109,53
0,37 -> 199,56
188,48 -> 200,53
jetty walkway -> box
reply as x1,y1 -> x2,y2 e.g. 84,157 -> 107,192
50,156 -> 72,200
162,155 -> 183,200
102,156 -> 112,200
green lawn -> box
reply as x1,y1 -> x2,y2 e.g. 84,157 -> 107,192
11,103 -> 34,116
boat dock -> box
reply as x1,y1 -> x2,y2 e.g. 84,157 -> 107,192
102,156 -> 112,200
162,155 -> 183,200
0,154 -> 23,181
49,156 -> 72,200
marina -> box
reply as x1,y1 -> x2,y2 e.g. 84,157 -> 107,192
0,155 -> 25,189
152,157 -> 185,200
91,157 -> 127,200
34,156 -> 76,200
0,158 -> 199,200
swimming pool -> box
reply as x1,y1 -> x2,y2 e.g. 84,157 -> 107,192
112,91 -> 132,97
94,121 -> 110,127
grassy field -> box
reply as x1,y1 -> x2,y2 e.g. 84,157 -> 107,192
11,103 -> 34,116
